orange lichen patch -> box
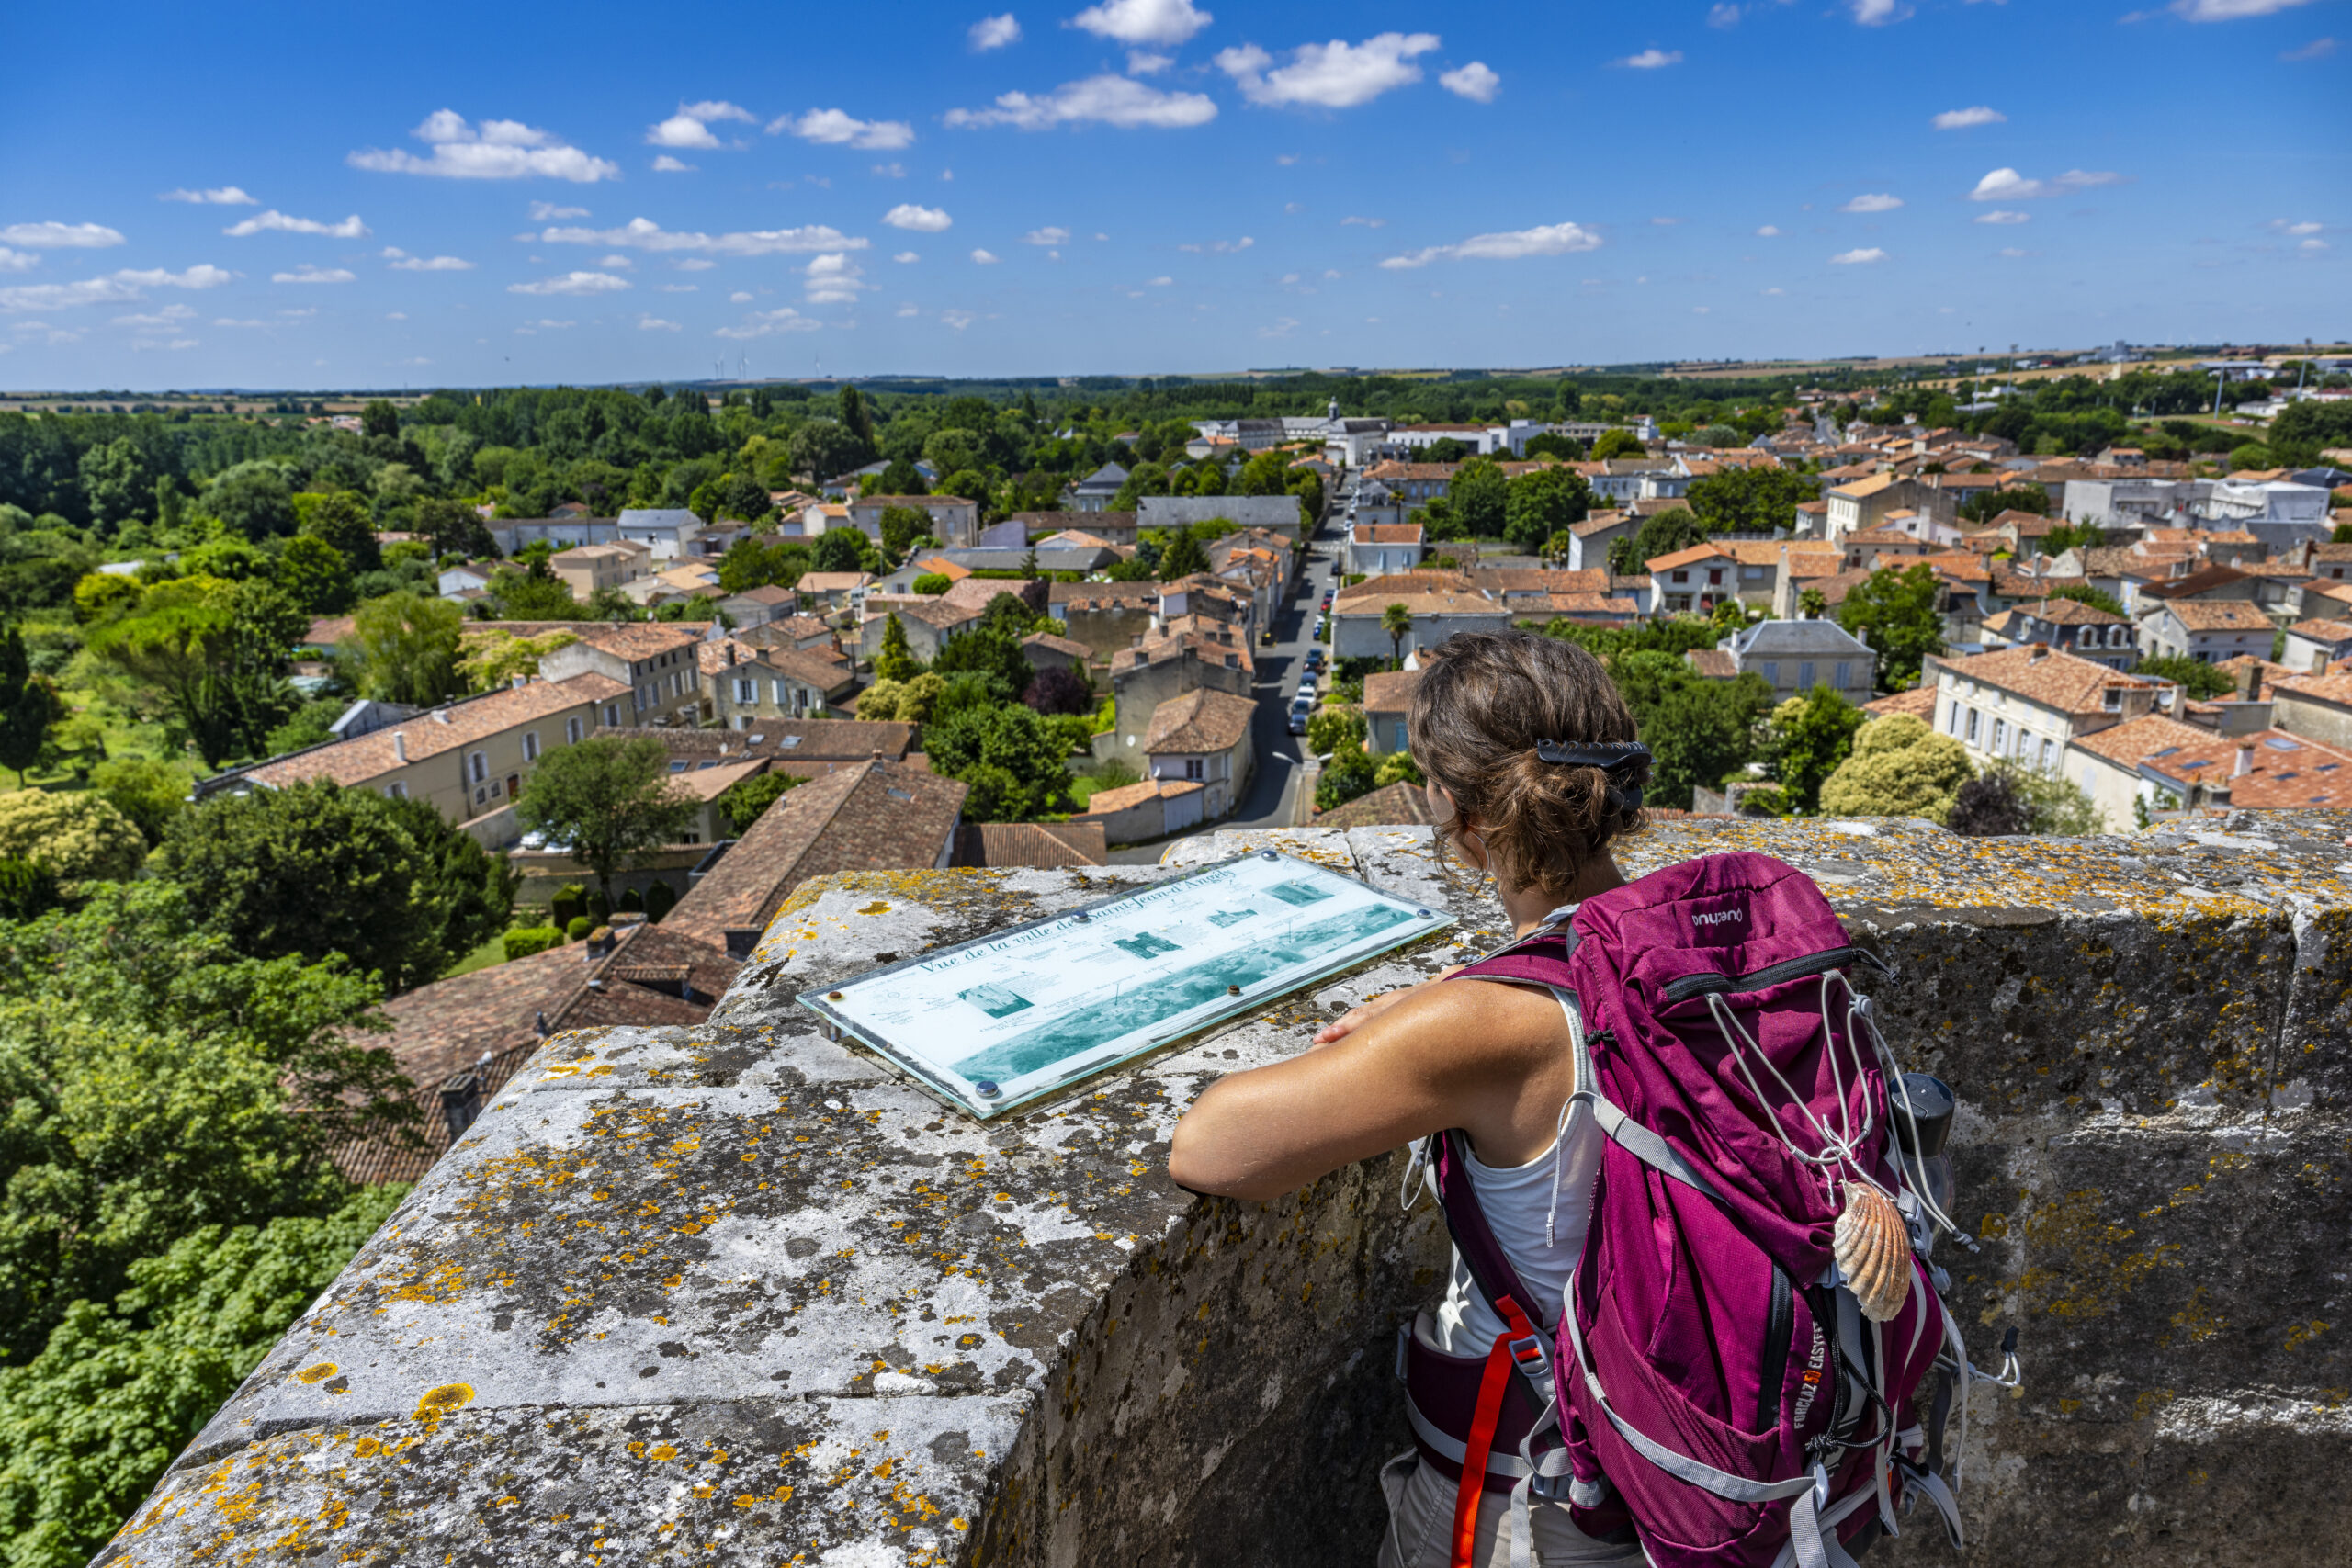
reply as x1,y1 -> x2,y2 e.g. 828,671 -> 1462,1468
413,1382 -> 474,1431
294,1362 -> 338,1384
648,1443 -> 681,1461
857,900 -> 893,915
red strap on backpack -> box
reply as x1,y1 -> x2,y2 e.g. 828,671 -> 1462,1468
1452,1293 -> 1543,1568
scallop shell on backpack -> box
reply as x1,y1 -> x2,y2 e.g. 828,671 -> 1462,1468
1832,1185 -> 1912,1323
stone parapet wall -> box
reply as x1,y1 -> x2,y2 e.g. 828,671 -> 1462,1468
93,815 -> 2352,1566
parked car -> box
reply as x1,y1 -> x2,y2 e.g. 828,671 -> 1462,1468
1286,694 -> 1313,735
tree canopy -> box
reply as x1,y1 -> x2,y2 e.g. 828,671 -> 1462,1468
1817,714 -> 1973,823
514,737 -> 698,900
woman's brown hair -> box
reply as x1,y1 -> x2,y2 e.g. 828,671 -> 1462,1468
1405,630 -> 1645,896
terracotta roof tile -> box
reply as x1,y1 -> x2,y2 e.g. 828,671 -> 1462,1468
1940,646 -> 2165,716
1142,688 -> 1257,754
2154,601 -> 2273,632
1312,780 -> 1439,829
1362,669 -> 1423,714
950,822 -> 1107,869
244,673 -> 628,790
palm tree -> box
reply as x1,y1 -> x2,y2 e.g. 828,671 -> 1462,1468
1799,587 -> 1828,620
1381,602 -> 1412,669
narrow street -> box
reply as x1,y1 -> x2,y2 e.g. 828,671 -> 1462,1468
1107,497 -> 1343,865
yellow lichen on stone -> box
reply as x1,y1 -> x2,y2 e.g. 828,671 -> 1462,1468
294,1363 -> 337,1384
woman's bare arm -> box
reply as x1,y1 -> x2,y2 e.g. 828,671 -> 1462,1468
1169,977 -> 1570,1201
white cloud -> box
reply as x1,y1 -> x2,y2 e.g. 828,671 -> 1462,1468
2299,237 -> 2329,251
130,335 -> 199,351
873,162 -> 906,177
1932,106 -> 2005,129
1999,247 -> 2030,257
1340,215 -> 1386,228
539,217 -> 865,255
1216,33 -> 1438,107
1968,166 -> 2120,200
639,316 -> 682,331
1852,0 -> 1907,22
1839,193 -> 1903,213
945,73 -> 1216,128
599,254 -> 634,268
1070,0 -> 1212,45
0,221 -> 127,249
508,270 -> 632,296
651,154 -> 696,173
1708,3 -> 1740,24
1127,49 -> 1174,73
971,248 -> 1000,264
349,109 -> 621,182
1023,226 -> 1071,245
2269,220 -> 2325,235
272,265 -> 356,283
532,319 -> 575,329
897,302 -> 920,316
384,248 -> 477,270
892,250 -> 920,263
1761,287 -> 1784,296
969,12 -> 1022,49
647,100 -> 755,149
386,310 -> 407,319
2173,0 -> 2314,17
657,283 -> 697,291
160,186 -> 257,206
1651,216 -> 1683,226
1379,220 -> 1601,268
1179,235 -> 1253,253
1829,247 -> 1886,264
673,257 -> 718,270
0,250 -> 35,274
213,318 -> 271,328
1973,209 -> 2030,225
1756,225 -> 1781,237
771,108 -> 917,152
1616,48 -> 1682,68
1260,316 -> 1299,337
942,309 -> 977,331
1439,62 -> 1499,102
884,204 -> 954,231
225,209 -> 369,238
716,306 -> 820,338
111,304 -> 197,328
729,289 -> 754,302
2280,35 -> 2335,58
805,253 -> 875,303
1147,275 -> 1173,285
529,200 -> 589,220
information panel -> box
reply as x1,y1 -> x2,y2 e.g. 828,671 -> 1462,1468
798,851 -> 1453,1120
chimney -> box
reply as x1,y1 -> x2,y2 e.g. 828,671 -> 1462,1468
726,642 -> 738,665
511,674 -> 526,690
391,730 -> 407,762
2029,643 -> 2049,661
2235,741 -> 2256,778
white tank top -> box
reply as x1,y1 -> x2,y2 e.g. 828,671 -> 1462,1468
1431,987 -> 1604,1353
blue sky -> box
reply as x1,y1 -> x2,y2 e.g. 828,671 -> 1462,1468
1,0 -> 2343,389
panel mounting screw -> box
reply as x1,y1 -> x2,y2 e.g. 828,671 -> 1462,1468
974,1080 -> 1001,1098
1260,849 -> 1279,860
1227,984 -> 1241,995
1418,909 -> 1432,919
828,991 -> 844,1001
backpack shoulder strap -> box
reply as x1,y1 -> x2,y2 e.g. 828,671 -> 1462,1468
1429,1127 -> 1551,1335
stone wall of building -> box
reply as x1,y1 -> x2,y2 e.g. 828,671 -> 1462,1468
93,815 -> 2352,1566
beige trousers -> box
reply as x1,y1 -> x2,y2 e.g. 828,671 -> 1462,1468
1374,1451 -> 1645,1568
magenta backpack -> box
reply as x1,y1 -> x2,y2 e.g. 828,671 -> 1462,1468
1404,851 -> 2013,1568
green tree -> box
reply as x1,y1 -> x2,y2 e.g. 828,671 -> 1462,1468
1759,688 -> 1867,814
812,526 -> 866,573
1374,750 -> 1426,788
1522,432 -> 1584,462
1306,705 -> 1366,758
299,491 -> 382,572
873,457 -> 927,496
76,438 -> 151,531
1501,467 -> 1593,553
340,592 -> 463,706
0,793 -> 144,891
923,704 -> 1072,819
1837,564 -> 1944,689
2042,582 -> 2129,618
514,738 -> 698,904
1611,508 -> 1707,575
153,779 -> 513,992
1817,714 -> 1973,823
0,880 -> 413,1361
202,461 -> 299,541
275,534 -> 354,615
487,558 -> 584,620
1606,652 -> 1774,810
413,497 -> 495,560
1381,603 -> 1412,667
874,613 -> 921,681
0,626 -> 57,786
1994,761 -> 2104,835
878,505 -> 933,558
90,757 -> 195,847
1315,745 -> 1377,811
912,572 -> 952,596
1686,468 -> 1818,535
360,398 -> 401,439
717,770 -> 806,834
1958,485 -> 2052,525
789,420 -> 866,482
1158,530 -> 1210,580
1589,429 -> 1648,461
2135,655 -> 2238,700
0,1183 -> 406,1568
837,385 -> 876,452
1798,587 -> 1828,619
1450,457 -> 1509,538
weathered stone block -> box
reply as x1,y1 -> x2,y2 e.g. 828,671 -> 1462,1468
95,814 -> 2352,1567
